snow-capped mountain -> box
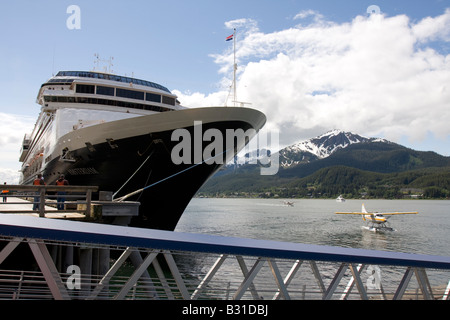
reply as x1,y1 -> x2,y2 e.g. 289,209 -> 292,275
279,130 -> 388,167
232,130 -> 389,169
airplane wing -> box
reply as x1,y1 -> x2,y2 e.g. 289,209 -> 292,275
335,211 -> 418,215
335,212 -> 366,214
336,203 -> 417,215
377,211 -> 418,215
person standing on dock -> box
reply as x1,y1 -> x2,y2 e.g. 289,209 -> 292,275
2,182 -> 8,203
33,174 -> 45,210
55,174 -> 69,210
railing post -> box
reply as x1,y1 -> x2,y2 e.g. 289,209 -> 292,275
323,263 -> 348,300
393,267 -> 414,300
414,268 -> 434,300
39,187 -> 46,218
85,188 -> 93,217
27,239 -> 70,300
233,257 -> 265,300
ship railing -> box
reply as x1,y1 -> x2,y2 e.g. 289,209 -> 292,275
0,215 -> 449,300
0,185 -> 98,218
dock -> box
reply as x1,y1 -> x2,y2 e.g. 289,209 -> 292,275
0,185 -> 138,223
0,197 -> 85,219
0,185 -> 449,300
0,185 -> 98,218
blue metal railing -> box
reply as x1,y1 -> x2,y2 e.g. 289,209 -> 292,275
0,214 -> 449,300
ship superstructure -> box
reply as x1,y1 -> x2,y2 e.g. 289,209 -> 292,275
20,71 -> 266,230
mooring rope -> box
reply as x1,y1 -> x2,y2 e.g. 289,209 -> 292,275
112,151 -> 153,200
114,148 -> 231,202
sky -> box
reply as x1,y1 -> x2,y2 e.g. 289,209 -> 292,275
0,0 -> 449,183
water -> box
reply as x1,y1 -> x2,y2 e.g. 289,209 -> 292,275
174,198 -> 450,298
177,198 -> 450,257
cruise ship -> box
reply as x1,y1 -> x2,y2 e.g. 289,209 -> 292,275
19,71 -> 266,230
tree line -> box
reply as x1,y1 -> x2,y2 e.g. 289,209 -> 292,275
198,165 -> 450,199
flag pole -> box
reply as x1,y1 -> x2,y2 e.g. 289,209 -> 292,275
233,28 -> 237,107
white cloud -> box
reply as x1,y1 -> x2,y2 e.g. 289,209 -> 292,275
294,9 -> 320,20
293,9 -> 326,26
178,10 -> 450,151
413,8 -> 450,42
224,18 -> 258,33
0,168 -> 21,185
172,90 -> 228,108
0,112 -> 35,183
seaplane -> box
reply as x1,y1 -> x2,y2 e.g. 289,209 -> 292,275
335,204 -> 418,232
282,201 -> 295,207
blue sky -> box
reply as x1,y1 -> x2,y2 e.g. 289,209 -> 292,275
0,0 -> 449,182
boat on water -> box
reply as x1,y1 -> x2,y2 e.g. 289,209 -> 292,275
19,71 -> 266,230
336,195 -> 346,202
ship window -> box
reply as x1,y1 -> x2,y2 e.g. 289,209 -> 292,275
116,88 -> 145,100
96,86 -> 115,96
146,93 -> 161,103
56,71 -> 172,93
162,96 -> 176,106
76,84 -> 95,94
41,95 -> 174,112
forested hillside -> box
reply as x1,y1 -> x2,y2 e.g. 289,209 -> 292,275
198,137 -> 450,199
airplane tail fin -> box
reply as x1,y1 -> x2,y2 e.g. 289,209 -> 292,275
362,204 -> 367,221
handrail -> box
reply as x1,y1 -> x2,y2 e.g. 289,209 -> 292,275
2,214 -> 450,270
0,185 -> 99,218
0,215 -> 449,300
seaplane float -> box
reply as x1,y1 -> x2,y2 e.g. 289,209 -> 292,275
335,204 -> 418,232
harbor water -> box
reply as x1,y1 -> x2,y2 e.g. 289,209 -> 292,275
174,198 -> 450,297
177,198 -> 450,257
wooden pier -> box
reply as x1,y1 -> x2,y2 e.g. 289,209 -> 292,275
0,185 -> 98,218
0,197 -> 86,219
0,185 -> 139,223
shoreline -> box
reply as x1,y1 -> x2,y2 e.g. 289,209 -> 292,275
194,195 -> 450,200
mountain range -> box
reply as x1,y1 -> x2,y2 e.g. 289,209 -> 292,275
198,130 -> 450,199
278,130 -> 389,167
283,129 -> 385,157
